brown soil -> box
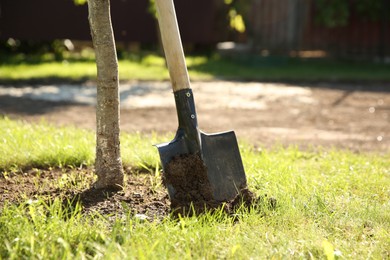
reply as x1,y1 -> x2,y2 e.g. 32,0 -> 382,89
163,154 -> 268,215
164,154 -> 213,210
0,167 -> 170,220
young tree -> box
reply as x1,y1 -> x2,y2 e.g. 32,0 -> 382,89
87,0 -> 124,189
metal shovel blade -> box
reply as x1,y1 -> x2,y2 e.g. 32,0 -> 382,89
156,130 -> 247,202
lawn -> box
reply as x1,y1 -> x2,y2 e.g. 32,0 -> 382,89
1,51 -> 390,83
1,117 -> 389,259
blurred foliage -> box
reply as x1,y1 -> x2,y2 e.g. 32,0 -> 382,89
228,9 -> 246,33
73,0 -> 87,5
355,0 -> 383,21
0,39 -> 74,61
147,0 -> 157,19
315,0 -> 350,28
315,0 -> 387,28
223,0 -> 250,33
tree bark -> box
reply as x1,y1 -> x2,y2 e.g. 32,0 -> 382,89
87,0 -> 124,189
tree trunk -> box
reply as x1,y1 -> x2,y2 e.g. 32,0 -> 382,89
87,0 -> 124,189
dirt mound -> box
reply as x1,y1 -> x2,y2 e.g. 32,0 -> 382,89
164,154 -> 214,213
163,154 -> 270,215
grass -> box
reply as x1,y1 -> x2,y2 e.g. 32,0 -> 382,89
0,117 -> 167,171
0,118 -> 94,170
1,117 -> 390,259
1,51 -> 390,82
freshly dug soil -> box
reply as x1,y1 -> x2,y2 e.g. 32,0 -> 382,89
163,154 -> 267,215
163,154 -> 214,213
0,168 -> 170,221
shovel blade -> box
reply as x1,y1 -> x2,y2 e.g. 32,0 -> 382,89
201,131 -> 247,201
156,130 -> 247,202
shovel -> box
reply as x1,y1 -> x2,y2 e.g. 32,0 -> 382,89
155,0 -> 247,202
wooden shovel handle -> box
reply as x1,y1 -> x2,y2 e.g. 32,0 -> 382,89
155,0 -> 191,92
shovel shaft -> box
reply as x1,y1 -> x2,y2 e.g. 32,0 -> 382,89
156,0 -> 201,154
155,0 -> 190,92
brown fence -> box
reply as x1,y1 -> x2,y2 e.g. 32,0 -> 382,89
304,4 -> 389,59
0,0 -> 219,44
248,0 -> 390,59
1,0 -> 389,59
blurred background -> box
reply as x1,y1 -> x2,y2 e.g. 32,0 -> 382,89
1,0 -> 389,62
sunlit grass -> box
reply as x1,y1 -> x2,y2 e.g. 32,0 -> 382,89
0,117 -> 167,171
0,53 -> 212,82
0,118 -> 94,170
0,61 -> 97,81
0,199 -> 108,259
0,118 -> 389,259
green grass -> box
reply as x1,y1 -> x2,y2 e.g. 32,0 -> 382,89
0,118 -> 94,170
0,53 -> 170,82
1,118 -> 390,259
1,52 -> 390,82
0,117 -> 168,171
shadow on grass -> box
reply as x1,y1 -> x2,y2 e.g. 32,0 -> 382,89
0,95 -> 89,115
64,187 -> 121,215
0,77 -> 91,86
188,55 -> 390,88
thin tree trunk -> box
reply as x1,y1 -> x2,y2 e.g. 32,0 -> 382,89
87,0 -> 124,189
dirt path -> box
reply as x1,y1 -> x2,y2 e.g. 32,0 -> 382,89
1,81 -> 389,153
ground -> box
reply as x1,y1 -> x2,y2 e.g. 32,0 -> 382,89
0,167 -> 171,220
1,81 -> 389,152
0,80 -> 389,218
